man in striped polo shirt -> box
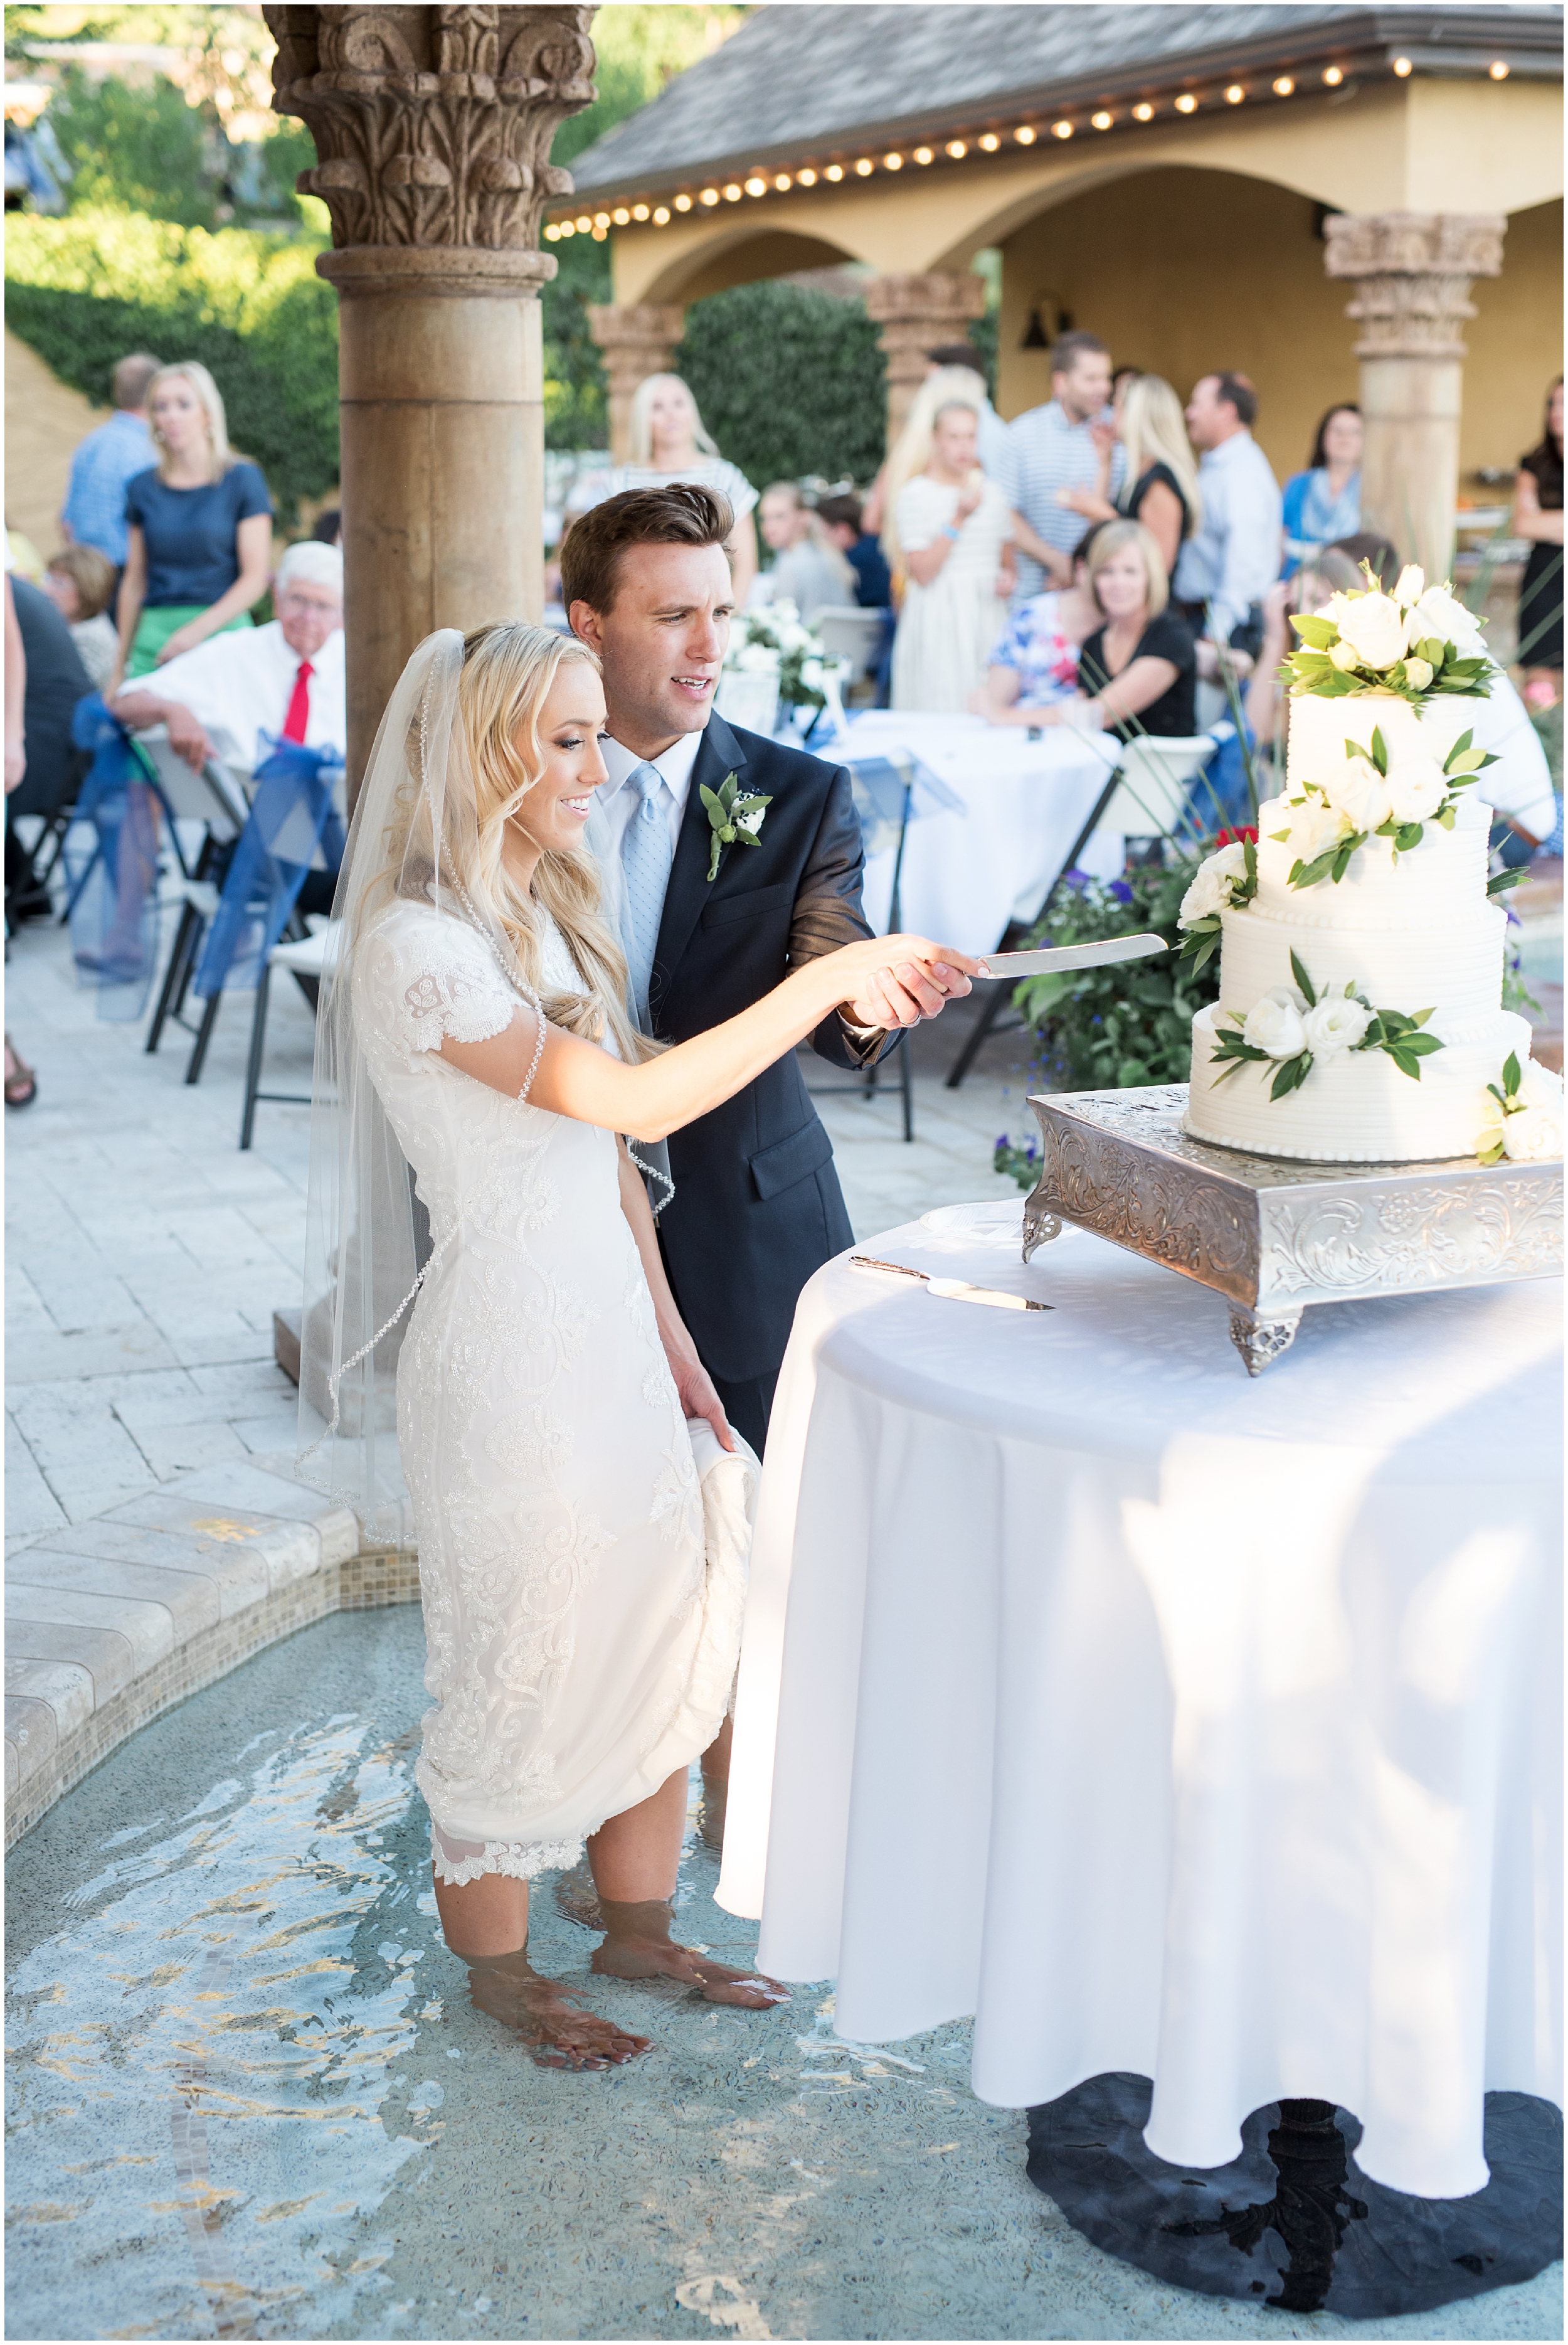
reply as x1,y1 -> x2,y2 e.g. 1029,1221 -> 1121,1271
999,330 -> 1124,600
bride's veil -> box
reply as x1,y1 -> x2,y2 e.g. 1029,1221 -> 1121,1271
295,627 -> 539,1541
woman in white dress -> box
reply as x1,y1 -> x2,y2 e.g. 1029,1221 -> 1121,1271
887,396 -> 1015,711
608,374 -> 758,605
300,623 -> 972,2068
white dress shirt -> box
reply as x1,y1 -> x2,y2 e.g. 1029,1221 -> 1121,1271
113,618 -> 346,772
597,726 -> 705,858
1174,430 -> 1283,641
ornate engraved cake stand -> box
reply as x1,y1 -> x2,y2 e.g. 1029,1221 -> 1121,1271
1021,1084 -> 1563,1374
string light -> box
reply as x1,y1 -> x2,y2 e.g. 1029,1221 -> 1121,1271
1273,75 -> 1295,95
674,192 -> 692,210
653,205 -> 670,223
1052,119 -> 1073,138
1322,65 -> 1343,85
632,202 -> 649,220
825,162 -> 844,180
1488,58 -> 1510,77
1133,101 -> 1155,120
797,167 -> 818,185
723,181 -> 742,199
575,213 -> 591,230
854,156 -> 874,174
1014,125 -> 1036,145
612,206 -> 630,223
945,139 -> 967,158
1392,56 -> 1412,75
544,222 -> 560,239
1224,84 -> 1244,104
743,176 -> 765,195
1091,110 -> 1113,129
978,132 -> 1000,151
883,152 -> 903,169
1174,92 -> 1197,112
913,146 -> 934,163
699,187 -> 719,205
594,211 -> 610,227
774,173 -> 792,190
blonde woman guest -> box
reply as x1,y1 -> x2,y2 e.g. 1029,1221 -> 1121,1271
609,374 -> 758,605
1057,373 -> 1200,583
972,543 -> 1101,726
1030,519 -> 1195,740
303,617 -> 975,2065
41,543 -> 120,690
113,361 -> 272,686
886,378 -> 1015,711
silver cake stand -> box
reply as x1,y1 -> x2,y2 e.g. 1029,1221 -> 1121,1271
1021,1085 -> 1564,1374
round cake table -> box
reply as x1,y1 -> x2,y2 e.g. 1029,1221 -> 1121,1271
716,1203 -> 1563,2315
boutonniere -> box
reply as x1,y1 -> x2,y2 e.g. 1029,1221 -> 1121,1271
701,770 -> 773,881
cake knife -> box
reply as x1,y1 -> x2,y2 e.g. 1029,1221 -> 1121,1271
850,1257 -> 1052,1312
975,932 -> 1167,978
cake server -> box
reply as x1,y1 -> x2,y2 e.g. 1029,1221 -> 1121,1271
975,933 -> 1168,979
850,1257 -> 1052,1312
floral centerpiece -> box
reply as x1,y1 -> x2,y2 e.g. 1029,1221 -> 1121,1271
719,600 -> 849,733
1282,563 -> 1498,705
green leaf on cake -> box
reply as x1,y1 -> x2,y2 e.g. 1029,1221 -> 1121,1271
1503,1050 -> 1522,1094
1269,1051 -> 1314,1100
1291,614 -> 1338,648
1368,726 -> 1389,776
1487,868 -> 1527,896
1289,950 -> 1317,1006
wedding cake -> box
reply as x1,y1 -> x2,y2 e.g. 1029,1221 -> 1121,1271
1177,565 -> 1562,1166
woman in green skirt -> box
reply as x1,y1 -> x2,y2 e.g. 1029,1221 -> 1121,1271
112,361 -> 273,688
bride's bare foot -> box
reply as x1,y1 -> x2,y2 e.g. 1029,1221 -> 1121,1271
462,1948 -> 650,2070
591,1897 -> 790,2010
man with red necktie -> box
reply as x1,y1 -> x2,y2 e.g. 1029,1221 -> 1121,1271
111,539 -> 344,775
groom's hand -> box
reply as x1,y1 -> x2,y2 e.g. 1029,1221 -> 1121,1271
844,957 -> 972,1030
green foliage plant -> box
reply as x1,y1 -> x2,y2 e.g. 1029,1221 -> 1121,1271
677,279 -> 888,489
1010,858 -> 1219,1093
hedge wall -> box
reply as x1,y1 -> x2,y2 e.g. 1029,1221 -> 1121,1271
677,279 -> 887,489
5,209 -> 340,520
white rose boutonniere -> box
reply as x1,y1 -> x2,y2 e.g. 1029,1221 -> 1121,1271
701,770 -> 773,881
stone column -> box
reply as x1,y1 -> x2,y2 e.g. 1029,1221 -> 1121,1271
864,271 -> 988,446
265,4 -> 595,794
586,301 -> 687,460
1323,213 -> 1505,586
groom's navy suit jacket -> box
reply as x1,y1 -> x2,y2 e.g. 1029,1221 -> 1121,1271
636,711 -> 888,1386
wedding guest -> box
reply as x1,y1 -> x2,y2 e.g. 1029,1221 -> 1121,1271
861,343 -> 1007,536
41,545 -> 119,689
886,391 -> 1014,711
4,572 -> 36,1108
1030,520 -> 1195,740
817,493 -> 891,609
755,484 -> 854,623
972,545 -> 1100,725
1057,372 -> 1200,582
60,351 -> 159,571
1173,371 -> 1281,649
1513,376 -> 1563,691
999,330 -> 1123,597
114,361 -> 272,686
1281,404 -> 1362,578
111,540 -> 344,772
610,373 -> 758,606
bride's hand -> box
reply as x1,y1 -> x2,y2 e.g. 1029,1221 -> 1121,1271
663,1332 -> 736,1454
830,934 -> 979,1030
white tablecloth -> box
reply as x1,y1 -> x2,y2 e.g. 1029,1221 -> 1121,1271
716,1206 -> 1563,2199
838,711 -> 1121,951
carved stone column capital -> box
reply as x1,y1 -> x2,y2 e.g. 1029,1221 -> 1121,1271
263,4 -> 595,281
1323,211 -> 1505,361
586,302 -> 687,459
863,271 -> 988,443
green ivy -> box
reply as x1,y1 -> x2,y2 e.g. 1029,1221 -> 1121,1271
677,280 -> 888,489
1012,859 -> 1221,1091
4,208 -> 339,519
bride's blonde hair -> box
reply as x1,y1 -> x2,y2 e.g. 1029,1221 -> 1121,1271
375,621 -> 653,1063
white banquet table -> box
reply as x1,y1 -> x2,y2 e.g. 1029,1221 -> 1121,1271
716,1205 -> 1562,2204
837,711 -> 1120,949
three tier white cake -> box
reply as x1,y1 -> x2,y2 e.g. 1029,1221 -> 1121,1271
1178,566 -> 1561,1167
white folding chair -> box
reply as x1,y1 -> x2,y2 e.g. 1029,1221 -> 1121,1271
1098,734 -> 1217,847
240,921 -> 339,1150
138,730 -> 257,1056
812,605 -> 889,684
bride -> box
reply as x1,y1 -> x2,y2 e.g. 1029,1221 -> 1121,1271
300,622 -> 973,2068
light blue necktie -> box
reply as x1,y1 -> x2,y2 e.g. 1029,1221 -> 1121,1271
620,760 -> 674,1022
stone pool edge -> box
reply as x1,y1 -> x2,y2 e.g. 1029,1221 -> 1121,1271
6,1462 -> 417,1848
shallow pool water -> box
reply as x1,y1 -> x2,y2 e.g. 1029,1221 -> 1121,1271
8,1610 -> 1561,2342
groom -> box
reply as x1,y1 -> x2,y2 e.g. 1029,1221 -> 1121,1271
564,484 -> 967,1455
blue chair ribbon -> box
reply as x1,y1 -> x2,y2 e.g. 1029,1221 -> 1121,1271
191,737 -> 343,1002
65,693 -> 162,1022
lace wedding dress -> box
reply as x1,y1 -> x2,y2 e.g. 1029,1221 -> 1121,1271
352,895 -> 753,1885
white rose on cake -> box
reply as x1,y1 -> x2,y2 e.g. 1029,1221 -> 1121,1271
1410,582 -> 1486,657
1503,1104 -> 1564,1161
1392,565 -> 1427,607
1285,793 -> 1343,859
1330,590 -> 1408,671
1177,840 -> 1249,927
1383,752 -> 1448,824
1242,988 -> 1308,1058
1403,656 -> 1434,690
1302,993 -> 1372,1055
1325,755 -> 1392,834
